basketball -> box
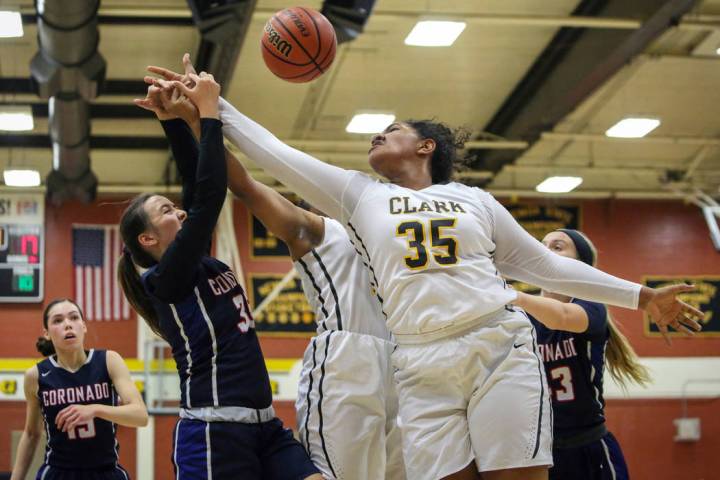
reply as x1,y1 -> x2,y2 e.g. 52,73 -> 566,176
261,7 -> 337,83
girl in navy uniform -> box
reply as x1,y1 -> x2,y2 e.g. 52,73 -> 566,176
514,229 -> 654,480
121,71 -> 321,479
11,298 -> 148,480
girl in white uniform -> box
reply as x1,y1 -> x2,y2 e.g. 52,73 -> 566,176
143,65 -> 405,480
153,61 -> 702,480
211,109 -> 701,480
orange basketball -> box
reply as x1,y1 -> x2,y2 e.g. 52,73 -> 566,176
261,7 -> 337,83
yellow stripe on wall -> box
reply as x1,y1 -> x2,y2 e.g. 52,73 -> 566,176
0,358 -> 299,373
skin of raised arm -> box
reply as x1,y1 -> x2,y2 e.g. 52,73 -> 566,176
226,149 -> 324,260
514,292 -> 590,333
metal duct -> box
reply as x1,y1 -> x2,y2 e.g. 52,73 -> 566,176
30,0 -> 105,204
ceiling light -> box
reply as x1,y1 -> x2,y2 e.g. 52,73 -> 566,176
605,118 -> 660,138
0,11 -> 23,38
716,46 -> 720,55
0,106 -> 34,131
404,21 -> 466,47
3,169 -> 41,187
346,113 -> 396,134
536,176 -> 583,193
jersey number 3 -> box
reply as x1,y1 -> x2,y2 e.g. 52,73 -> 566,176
396,219 -> 458,270
550,366 -> 575,402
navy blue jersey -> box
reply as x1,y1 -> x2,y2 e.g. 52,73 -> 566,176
36,350 -> 121,470
530,299 -> 609,440
142,257 -> 272,410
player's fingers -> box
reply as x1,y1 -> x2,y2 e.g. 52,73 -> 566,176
182,53 -> 197,76
681,302 -> 704,319
679,314 -> 702,331
171,81 -> 192,97
147,66 -> 181,81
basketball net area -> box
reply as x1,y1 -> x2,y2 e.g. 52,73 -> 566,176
703,206 -> 720,252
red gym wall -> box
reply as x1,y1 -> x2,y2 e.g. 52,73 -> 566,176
1,197 -> 718,479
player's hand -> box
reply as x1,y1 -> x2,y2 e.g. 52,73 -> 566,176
56,404 -> 97,433
640,284 -> 703,345
133,84 -> 175,120
161,83 -> 199,126
147,53 -> 197,87
172,72 -> 221,119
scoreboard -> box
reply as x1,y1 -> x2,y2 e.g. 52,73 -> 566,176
0,193 -> 44,302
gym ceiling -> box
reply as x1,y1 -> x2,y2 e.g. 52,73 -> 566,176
0,0 -> 718,202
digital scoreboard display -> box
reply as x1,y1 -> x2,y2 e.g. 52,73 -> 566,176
0,194 -> 44,302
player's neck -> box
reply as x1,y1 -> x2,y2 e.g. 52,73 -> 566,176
55,348 -> 88,372
542,291 -> 572,303
391,167 -> 433,190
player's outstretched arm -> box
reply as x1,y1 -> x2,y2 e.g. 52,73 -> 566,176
149,56 -> 367,223
514,292 -> 591,333
10,368 -> 42,480
489,196 -> 703,342
55,351 -> 149,432
226,149 -> 324,260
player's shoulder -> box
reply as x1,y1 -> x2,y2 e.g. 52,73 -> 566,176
572,298 -> 607,317
25,364 -> 40,381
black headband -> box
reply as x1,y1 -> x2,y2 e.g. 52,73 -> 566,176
557,229 -> 595,266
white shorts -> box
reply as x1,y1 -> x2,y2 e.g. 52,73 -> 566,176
391,308 -> 552,479
296,329 -> 406,480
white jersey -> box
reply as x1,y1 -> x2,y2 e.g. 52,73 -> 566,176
219,99 -> 641,343
294,218 -> 392,340
346,181 -> 511,342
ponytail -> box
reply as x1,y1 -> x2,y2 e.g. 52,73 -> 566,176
605,314 -> 651,390
118,193 -> 167,341
36,337 -> 55,356
118,252 -> 165,340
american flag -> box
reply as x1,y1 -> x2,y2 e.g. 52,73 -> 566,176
72,225 -> 130,321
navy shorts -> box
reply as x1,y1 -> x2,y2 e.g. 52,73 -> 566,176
172,417 -> 320,480
550,431 -> 629,480
35,464 -> 130,480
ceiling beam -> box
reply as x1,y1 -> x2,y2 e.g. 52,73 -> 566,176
541,132 -> 720,146
15,6 -> 716,31
473,0 -> 699,174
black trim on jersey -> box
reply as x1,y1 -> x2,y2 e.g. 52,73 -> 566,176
311,249 -> 343,331
317,332 -> 337,478
303,338 -> 318,455
347,223 -> 388,319
298,258 -> 330,332
526,310 -> 547,459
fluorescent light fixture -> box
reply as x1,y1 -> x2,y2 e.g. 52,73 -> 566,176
404,21 -> 466,47
3,169 -> 41,187
0,11 -> 23,38
0,106 -> 34,131
346,113 -> 396,134
536,176 -> 583,193
605,117 -> 660,138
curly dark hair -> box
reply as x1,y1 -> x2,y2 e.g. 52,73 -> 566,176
405,119 -> 470,184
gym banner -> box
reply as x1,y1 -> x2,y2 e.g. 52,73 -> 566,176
644,276 -> 720,337
505,204 -> 580,241
250,216 -> 290,259
249,273 -> 316,336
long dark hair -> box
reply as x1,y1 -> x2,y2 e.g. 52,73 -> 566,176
406,119 -> 470,184
37,298 -> 85,356
117,193 -> 166,340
